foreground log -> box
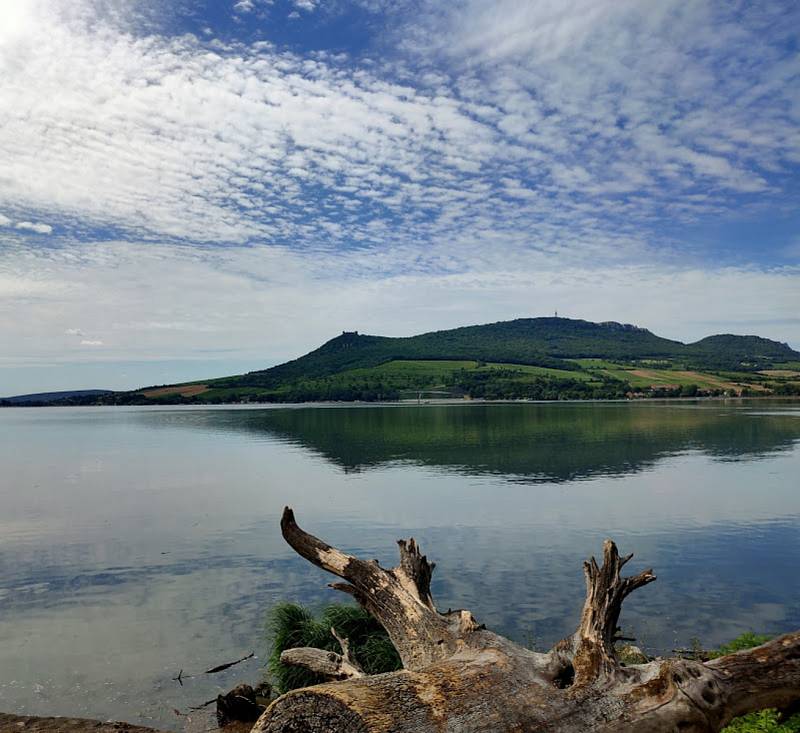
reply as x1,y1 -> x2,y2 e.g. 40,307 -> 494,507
254,508 -> 800,732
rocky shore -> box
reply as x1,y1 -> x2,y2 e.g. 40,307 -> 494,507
0,714 -> 165,733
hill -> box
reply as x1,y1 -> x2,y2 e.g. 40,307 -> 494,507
123,317 -> 800,404
225,319 -> 678,387
687,334 -> 799,366
8,318 -> 799,405
0,389 -> 113,406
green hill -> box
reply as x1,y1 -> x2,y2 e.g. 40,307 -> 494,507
0,389 -> 113,406
213,318 -> 797,389
218,318 -> 689,389
687,334 -> 799,366
123,317 -> 800,404
17,317 -> 796,406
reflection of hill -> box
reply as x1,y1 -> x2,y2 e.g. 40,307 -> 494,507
172,403 -> 800,483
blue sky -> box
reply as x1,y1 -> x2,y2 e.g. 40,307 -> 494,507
0,0 -> 798,394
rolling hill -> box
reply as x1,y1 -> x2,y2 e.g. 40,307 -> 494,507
7,318 -> 799,405
128,317 -> 800,404
0,389 -> 113,406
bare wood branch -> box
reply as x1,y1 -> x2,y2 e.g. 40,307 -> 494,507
395,538 -> 436,612
280,647 -> 364,681
280,506 -> 484,670
330,627 -> 361,672
571,538 -> 656,685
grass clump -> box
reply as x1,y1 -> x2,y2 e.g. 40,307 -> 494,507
265,602 -> 401,694
709,632 -> 773,659
717,633 -> 800,732
723,709 -> 800,732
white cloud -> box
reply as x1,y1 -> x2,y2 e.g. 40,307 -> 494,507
0,241 -> 797,381
15,221 -> 53,234
404,0 -> 798,197
0,0 -> 797,391
0,0 -> 794,256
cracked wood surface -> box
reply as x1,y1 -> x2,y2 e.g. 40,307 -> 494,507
255,507 -> 800,733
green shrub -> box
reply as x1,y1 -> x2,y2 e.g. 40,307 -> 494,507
265,602 -> 401,693
723,709 -> 800,732
709,632 -> 773,659
717,634 -> 800,732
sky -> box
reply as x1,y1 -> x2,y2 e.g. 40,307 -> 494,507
0,0 -> 799,394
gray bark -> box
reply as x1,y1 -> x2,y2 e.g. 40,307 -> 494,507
254,507 -> 800,733
281,627 -> 365,681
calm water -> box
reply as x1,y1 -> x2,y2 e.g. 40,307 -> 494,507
1,401 -> 799,729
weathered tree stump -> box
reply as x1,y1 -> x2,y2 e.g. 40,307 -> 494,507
253,507 -> 800,732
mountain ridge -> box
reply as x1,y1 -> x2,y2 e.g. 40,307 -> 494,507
4,318 -> 798,405
221,317 -> 798,390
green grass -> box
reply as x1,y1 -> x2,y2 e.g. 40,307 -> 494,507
265,602 -> 401,694
709,632 -> 773,659
574,358 -> 760,391
141,355 -> 791,404
713,634 -> 800,732
723,709 -> 800,732
343,359 -> 592,382
571,358 -> 630,370
198,386 -> 276,401
198,359 -> 600,403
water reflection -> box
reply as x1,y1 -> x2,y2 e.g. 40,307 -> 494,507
151,401 -> 800,481
0,402 -> 798,730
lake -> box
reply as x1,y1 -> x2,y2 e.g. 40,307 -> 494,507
1,401 -> 799,729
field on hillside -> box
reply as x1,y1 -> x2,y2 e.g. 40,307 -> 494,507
572,360 -> 762,392
343,359 -> 593,382
142,359 -> 605,402
136,357 -> 800,404
262,359 -> 597,398
141,384 -> 210,398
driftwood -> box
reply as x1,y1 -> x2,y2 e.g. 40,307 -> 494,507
254,507 -> 800,732
281,626 -> 365,681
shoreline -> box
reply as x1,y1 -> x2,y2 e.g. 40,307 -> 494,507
2,395 -> 798,410
0,713 -> 167,733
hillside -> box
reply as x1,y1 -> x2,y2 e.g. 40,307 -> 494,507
0,389 -> 113,406
124,317 -> 800,404
8,318 -> 799,406
213,318 -> 732,389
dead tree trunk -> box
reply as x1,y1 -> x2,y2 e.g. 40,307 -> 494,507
253,507 -> 800,732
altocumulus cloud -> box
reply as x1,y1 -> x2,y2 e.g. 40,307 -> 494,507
0,0 -> 798,389
15,221 -> 53,234
1,0 -> 796,249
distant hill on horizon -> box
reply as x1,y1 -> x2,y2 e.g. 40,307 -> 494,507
124,316 -> 799,404
223,317 -> 799,387
6,317 -> 799,405
0,389 -> 113,405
